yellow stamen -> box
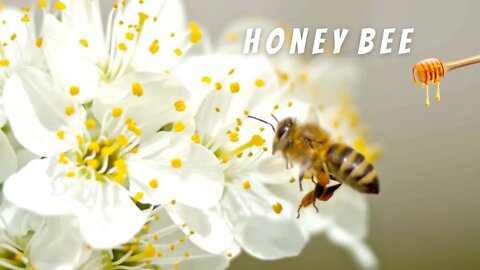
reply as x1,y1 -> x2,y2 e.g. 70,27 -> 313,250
255,79 -> 264,88
36,37 -> 43,48
54,1 -> 66,10
149,40 -> 159,54
272,202 -> 283,214
174,48 -> 183,56
88,141 -> 100,153
201,76 -> 211,84
58,153 -> 68,164
174,100 -> 186,111
230,82 -> 240,93
57,130 -> 65,140
116,134 -> 129,146
132,82 -> 144,96
70,86 -> 80,96
173,122 -> 185,132
86,118 -> 96,129
125,32 -> 135,41
149,179 -> 158,189
190,31 -> 202,43
87,159 -> 99,170
145,243 -> 156,257
79,39 -> 89,47
21,15 -> 30,22
112,107 -> 122,118
191,133 -> 200,144
171,158 -> 182,168
38,1 -> 47,8
65,105 -> 74,116
118,42 -> 127,51
133,192 -> 144,202
0,59 -> 10,67
101,146 -> 114,156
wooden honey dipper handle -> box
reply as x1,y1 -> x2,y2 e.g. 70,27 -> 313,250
444,54 -> 480,72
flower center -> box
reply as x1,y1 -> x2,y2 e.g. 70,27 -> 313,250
0,230 -> 35,270
56,107 -> 141,184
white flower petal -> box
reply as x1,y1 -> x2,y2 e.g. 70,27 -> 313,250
3,68 -> 73,156
29,216 -> 92,270
233,214 -> 307,260
327,227 -> 378,270
221,186 -> 308,260
0,199 -> 45,236
180,56 -> 281,147
3,158 -> 75,216
0,8 -> 44,70
6,164 -> 145,250
43,14 -> 102,103
129,132 -> 224,208
61,0 -> 106,54
0,130 -> 17,183
247,155 -> 294,184
321,185 -> 369,239
75,181 -> 148,249
167,204 -> 234,254
0,98 -> 6,127
126,0 -> 188,72
92,72 -> 191,138
176,255 -> 228,270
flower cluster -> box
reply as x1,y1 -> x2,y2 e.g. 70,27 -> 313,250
0,1 -> 379,270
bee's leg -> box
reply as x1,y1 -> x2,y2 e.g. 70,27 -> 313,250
312,201 -> 319,213
296,204 -> 303,219
316,169 -> 330,187
298,174 -> 304,191
283,153 -> 290,169
319,184 -> 342,201
298,159 -> 311,191
313,182 -> 325,198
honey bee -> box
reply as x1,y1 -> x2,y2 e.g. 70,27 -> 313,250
249,114 -> 380,218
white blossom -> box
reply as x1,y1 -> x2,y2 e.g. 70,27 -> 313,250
0,130 -> 16,184
0,200 -> 90,270
0,6 -> 46,127
174,55 -> 312,260
41,0 -> 200,102
79,206 -> 229,270
2,67 -> 224,249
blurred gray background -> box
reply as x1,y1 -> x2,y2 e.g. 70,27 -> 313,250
184,0 -> 480,269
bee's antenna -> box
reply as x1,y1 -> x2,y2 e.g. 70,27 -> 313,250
270,114 -> 279,123
247,115 -> 276,132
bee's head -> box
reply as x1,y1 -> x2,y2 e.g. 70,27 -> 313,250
272,117 -> 294,154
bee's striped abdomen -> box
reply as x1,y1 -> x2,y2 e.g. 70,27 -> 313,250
324,143 -> 379,194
